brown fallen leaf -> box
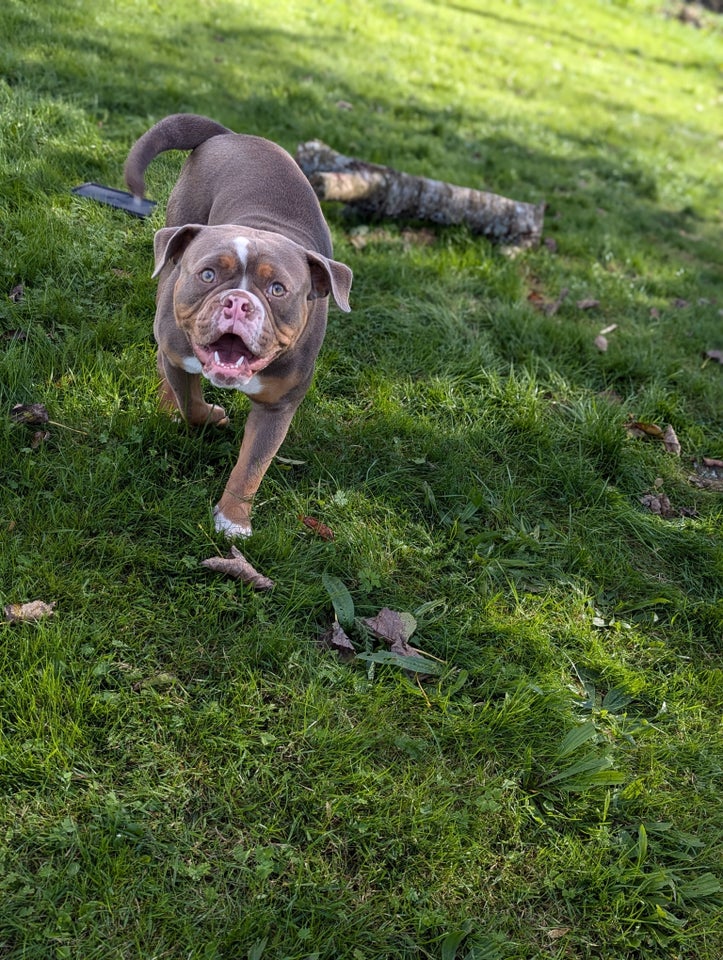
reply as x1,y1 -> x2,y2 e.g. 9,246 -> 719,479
30,430 -> 51,449
319,620 -> 356,661
594,334 -> 608,352
704,349 -> 723,364
300,515 -> 335,541
663,424 -> 681,456
201,546 -> 274,590
688,474 -> 723,492
10,403 -> 50,425
625,419 -> 666,440
577,298 -> 600,310
640,493 -> 676,518
9,402 -> 87,436
544,287 -> 569,316
4,600 -> 56,623
8,284 -> 24,303
361,607 -> 425,659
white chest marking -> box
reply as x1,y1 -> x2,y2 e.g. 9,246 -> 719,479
181,356 -> 203,374
237,374 -> 263,396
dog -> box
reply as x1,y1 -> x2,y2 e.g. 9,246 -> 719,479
124,114 -> 353,538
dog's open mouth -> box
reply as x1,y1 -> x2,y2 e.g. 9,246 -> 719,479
193,333 -> 271,381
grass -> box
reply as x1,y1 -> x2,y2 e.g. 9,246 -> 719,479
0,0 -> 722,957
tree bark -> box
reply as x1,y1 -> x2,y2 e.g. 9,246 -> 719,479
295,141 -> 545,248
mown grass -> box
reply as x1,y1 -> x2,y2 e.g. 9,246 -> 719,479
1,0 -> 722,958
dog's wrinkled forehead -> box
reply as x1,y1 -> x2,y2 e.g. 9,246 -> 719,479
188,228 -> 306,284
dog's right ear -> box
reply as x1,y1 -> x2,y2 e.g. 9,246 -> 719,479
152,225 -> 204,278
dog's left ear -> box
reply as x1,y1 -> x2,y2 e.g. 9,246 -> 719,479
306,252 -> 353,313
152,225 -> 204,278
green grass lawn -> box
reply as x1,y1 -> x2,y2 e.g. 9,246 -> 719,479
1,0 -> 721,957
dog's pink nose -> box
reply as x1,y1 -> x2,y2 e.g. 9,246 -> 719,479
223,295 -> 251,318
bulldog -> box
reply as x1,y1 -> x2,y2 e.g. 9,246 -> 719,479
124,114 -> 353,538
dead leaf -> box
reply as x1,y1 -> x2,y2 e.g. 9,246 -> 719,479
30,430 -> 50,449
201,546 -> 274,590
401,227 -> 436,248
663,424 -> 681,456
546,928 -> 572,941
625,419 -> 665,440
10,403 -> 50,425
544,287 -> 569,316
594,334 -> 608,352
4,600 -> 56,623
300,515 -> 335,541
319,620 -> 356,661
640,493 -> 676,518
335,100 -> 354,111
599,323 -> 618,336
688,474 -> 723,492
361,607 -> 427,661
577,298 -> 600,310
704,349 -> 723,364
688,459 -> 723,491
8,284 -> 24,302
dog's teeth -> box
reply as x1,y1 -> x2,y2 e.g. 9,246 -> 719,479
214,351 -> 221,365
236,356 -> 246,367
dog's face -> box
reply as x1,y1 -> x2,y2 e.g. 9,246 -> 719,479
153,224 -> 352,390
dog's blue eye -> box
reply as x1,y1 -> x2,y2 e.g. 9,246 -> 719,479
200,268 -> 216,283
269,282 -> 285,297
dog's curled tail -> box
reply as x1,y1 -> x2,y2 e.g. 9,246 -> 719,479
124,113 -> 232,198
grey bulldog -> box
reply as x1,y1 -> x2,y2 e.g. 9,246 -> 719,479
124,113 -> 353,538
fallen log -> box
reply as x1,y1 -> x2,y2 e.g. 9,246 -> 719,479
295,140 -> 545,248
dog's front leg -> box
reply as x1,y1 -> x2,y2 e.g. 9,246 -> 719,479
213,398 -> 301,538
157,350 -> 229,427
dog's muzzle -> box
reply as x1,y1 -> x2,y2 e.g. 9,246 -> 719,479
191,291 -> 277,384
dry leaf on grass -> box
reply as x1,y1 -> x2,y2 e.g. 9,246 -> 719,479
300,515 -> 335,541
640,493 -> 676,518
625,419 -> 666,440
8,284 -> 24,303
4,600 -> 56,623
688,458 -> 723,492
10,403 -> 50,425
663,424 -> 681,456
319,620 -> 356,661
577,298 -> 600,310
625,419 -> 681,454
544,287 -> 569,316
362,607 -> 422,659
594,334 -> 609,352
704,349 -> 723,364
201,546 -> 274,590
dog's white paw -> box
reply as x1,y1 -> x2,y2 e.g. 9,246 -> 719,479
213,507 -> 252,539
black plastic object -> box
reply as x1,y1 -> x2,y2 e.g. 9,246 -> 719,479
72,183 -> 156,218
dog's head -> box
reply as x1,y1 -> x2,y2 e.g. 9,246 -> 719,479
152,224 -> 352,388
